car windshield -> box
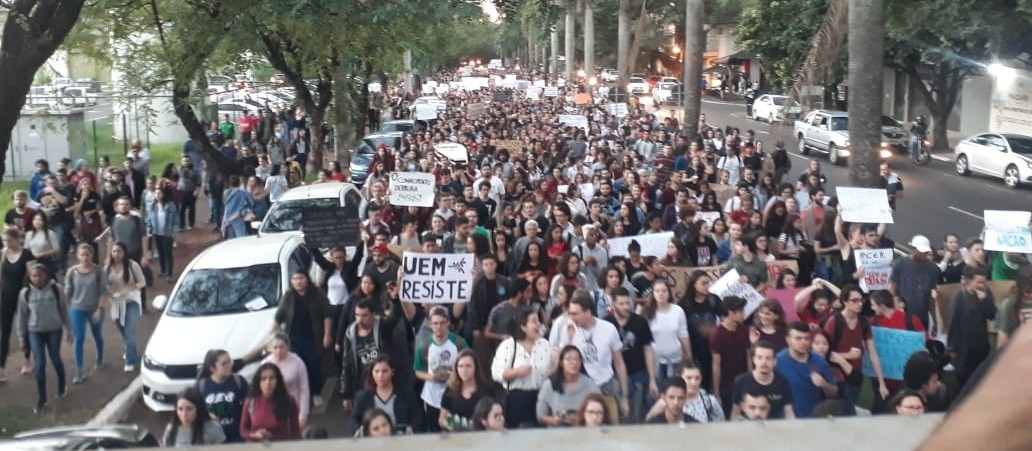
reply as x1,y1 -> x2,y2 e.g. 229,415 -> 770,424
168,264 -> 280,317
356,136 -> 400,155
771,97 -> 786,106
881,116 -> 901,127
262,197 -> 341,233
1007,136 -> 1032,154
381,122 -> 412,133
830,117 -> 848,131
630,77 -> 644,83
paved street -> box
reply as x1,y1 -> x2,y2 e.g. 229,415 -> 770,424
689,99 -> 1032,250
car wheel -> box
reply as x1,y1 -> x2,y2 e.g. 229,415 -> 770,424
828,144 -> 841,165
798,136 -> 809,155
1004,165 -> 1020,188
955,154 -> 971,175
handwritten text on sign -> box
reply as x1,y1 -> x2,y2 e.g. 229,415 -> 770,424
983,210 -> 1032,253
837,187 -> 894,224
389,172 -> 436,207
710,269 -> 765,317
855,248 -> 893,292
401,252 -> 475,304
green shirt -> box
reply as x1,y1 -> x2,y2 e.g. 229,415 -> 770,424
219,120 -> 236,140
726,255 -> 769,287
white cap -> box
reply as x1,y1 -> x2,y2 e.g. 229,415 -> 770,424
910,235 -> 932,253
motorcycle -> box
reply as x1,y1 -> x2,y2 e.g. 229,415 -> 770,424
909,133 -> 931,166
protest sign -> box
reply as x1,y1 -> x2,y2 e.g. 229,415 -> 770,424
694,211 -> 721,227
764,288 -> 801,322
607,102 -> 628,118
414,104 -> 439,121
710,269 -> 765,316
301,207 -> 360,249
557,114 -> 589,131
837,187 -> 894,224
493,139 -> 524,159
543,86 -> 559,97
855,248 -> 893,292
533,79 -> 546,88
492,91 -> 512,102
467,102 -> 489,119
574,93 -> 593,105
578,183 -> 595,202
665,265 -> 723,301
862,327 -> 926,380
435,86 -> 450,96
710,184 -> 738,207
516,80 -> 531,90
400,252 -> 476,303
934,280 -> 1013,333
607,232 -> 674,259
767,260 -> 800,285
525,88 -> 540,101
984,210 -> 1032,253
389,171 -> 436,207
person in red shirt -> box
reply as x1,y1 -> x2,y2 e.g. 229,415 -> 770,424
710,296 -> 750,419
869,289 -> 927,412
240,363 -> 301,442
793,278 -> 841,329
822,285 -> 889,414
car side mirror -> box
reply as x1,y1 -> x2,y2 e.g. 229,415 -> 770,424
997,145 -> 1008,152
250,220 -> 263,230
152,294 -> 169,310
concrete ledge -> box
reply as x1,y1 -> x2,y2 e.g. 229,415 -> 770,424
87,376 -> 141,426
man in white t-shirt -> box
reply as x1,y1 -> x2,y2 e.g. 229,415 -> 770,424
414,306 -> 468,432
560,290 -> 630,416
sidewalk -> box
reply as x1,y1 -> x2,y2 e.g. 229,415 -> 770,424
0,196 -> 220,437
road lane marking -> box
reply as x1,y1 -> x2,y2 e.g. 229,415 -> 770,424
948,206 -> 983,220
702,99 -> 742,106
757,130 -> 769,135
931,154 -> 951,163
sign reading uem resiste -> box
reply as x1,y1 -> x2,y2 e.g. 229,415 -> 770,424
400,252 -> 475,303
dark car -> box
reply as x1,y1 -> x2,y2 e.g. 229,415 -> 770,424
379,119 -> 427,134
3,424 -> 159,450
349,131 -> 405,187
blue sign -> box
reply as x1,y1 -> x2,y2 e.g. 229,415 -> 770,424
862,326 -> 925,380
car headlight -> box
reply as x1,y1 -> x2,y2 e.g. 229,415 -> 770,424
880,141 -> 889,148
880,148 -> 893,159
143,355 -> 165,371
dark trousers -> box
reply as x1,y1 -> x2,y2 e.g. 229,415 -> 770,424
291,335 -> 323,395
29,329 -> 66,406
424,403 -> 442,432
504,389 -> 539,429
0,296 -> 19,367
153,235 -> 174,276
958,347 -> 990,390
178,191 -> 197,228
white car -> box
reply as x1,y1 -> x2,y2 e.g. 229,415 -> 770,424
652,81 -> 681,103
434,142 -> 470,168
752,94 -> 801,122
626,76 -> 649,95
256,182 -> 366,237
141,234 -> 314,411
955,133 -> 1032,188
601,69 -> 619,83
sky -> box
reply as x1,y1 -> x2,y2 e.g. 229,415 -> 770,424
481,0 -> 500,22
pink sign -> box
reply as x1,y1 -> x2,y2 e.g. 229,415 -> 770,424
764,288 -> 802,322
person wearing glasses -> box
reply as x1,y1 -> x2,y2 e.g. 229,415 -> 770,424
821,284 -> 889,414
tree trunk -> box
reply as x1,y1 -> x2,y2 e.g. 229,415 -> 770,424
617,0 -> 629,85
906,64 -> 964,152
333,67 -> 355,171
565,3 -> 576,83
0,0 -> 87,182
550,25 -> 560,80
847,0 -> 884,187
624,0 -> 649,84
583,0 -> 595,77
171,82 -> 238,175
681,0 -> 703,139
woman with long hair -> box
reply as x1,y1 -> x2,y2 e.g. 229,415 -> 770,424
352,355 -> 424,433
146,187 -> 179,282
576,393 -> 614,427
18,264 -> 69,413
639,280 -> 691,382
684,221 -> 718,267
195,349 -> 248,443
105,241 -> 145,373
491,309 -> 554,428
260,333 -> 310,428
544,224 -> 569,272
618,202 -> 641,236
593,265 -> 626,318
359,408 -> 394,438
764,200 -> 789,240
492,230 -> 512,276
439,350 -> 497,431
240,363 -> 301,441
678,271 -> 723,391
793,278 -> 841,328
646,362 -> 725,423
750,299 -> 788,353
548,252 -> 589,300
516,241 -> 547,281
65,244 -> 107,384
1,227 -> 35,380
339,274 -> 380,330
709,218 -> 729,247
328,161 -> 348,182
537,346 -> 600,426
660,239 -> 688,267
472,397 -> 506,431
163,387 -> 226,447
25,213 -> 58,275
273,271 -> 332,405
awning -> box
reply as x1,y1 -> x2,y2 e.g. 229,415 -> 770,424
712,50 -> 760,65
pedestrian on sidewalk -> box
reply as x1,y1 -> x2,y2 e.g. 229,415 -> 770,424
162,386 -> 226,447
1,228 -> 36,381
196,349 -> 249,443
146,187 -> 178,282
18,263 -> 71,413
105,241 -> 146,373
240,363 -> 301,442
65,244 -> 108,384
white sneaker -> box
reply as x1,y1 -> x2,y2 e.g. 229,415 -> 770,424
123,364 -> 136,373
313,395 -> 324,408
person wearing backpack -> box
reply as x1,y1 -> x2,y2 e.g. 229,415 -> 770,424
821,284 -> 889,414
196,349 -> 249,443
65,244 -> 108,384
18,263 -> 71,413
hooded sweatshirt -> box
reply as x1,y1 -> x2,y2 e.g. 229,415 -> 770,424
18,281 -> 70,335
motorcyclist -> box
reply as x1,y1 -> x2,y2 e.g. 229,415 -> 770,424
908,115 -> 928,157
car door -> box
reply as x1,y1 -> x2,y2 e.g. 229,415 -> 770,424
982,134 -> 1010,176
812,115 -> 829,148
962,135 -> 990,173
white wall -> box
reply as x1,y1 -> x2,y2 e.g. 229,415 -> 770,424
988,67 -> 1032,135
960,75 -> 992,136
5,111 -> 88,181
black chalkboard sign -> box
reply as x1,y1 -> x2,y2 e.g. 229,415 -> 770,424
301,207 -> 361,249
492,90 -> 512,102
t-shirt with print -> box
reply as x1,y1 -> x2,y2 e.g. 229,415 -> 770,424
414,333 -> 467,408
822,314 -> 871,383
731,372 -> 793,419
570,319 -> 623,385
605,313 -> 654,375
995,297 -> 1032,338
198,375 -> 249,442
355,332 -> 380,373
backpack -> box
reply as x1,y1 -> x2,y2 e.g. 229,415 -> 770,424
21,284 -> 62,309
823,312 -> 867,386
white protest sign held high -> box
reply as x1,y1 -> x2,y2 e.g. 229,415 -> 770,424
606,232 -> 674,258
855,248 -> 893,292
578,183 -> 595,203
557,114 -> 589,131
389,172 -> 437,207
414,104 -> 439,121
837,187 -> 894,224
695,211 -> 721,227
710,269 -> 765,316
525,88 -> 540,101
401,252 -> 475,303
543,86 -> 559,97
984,210 -> 1032,253
607,102 -> 628,118
533,79 -> 546,88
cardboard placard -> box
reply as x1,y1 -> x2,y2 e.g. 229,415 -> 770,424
934,281 -> 1014,333
388,171 -> 436,207
984,210 -> 1032,253
837,187 -> 894,224
665,265 -> 724,301
606,232 -> 675,259
711,269 -> 765,316
468,102 -> 490,119
710,184 -> 738,208
400,252 -> 476,303
862,327 -> 927,380
855,248 -> 893,292
493,139 -> 524,159
301,207 -> 361,249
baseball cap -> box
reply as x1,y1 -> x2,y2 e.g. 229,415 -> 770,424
909,235 -> 932,253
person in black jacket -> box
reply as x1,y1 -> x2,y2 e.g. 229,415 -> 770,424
339,293 -> 417,411
948,266 -> 997,390
351,355 -> 425,433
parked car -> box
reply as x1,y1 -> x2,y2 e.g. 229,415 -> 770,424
955,133 -> 1032,188
255,182 -> 366,237
4,424 -> 159,450
349,131 -> 405,186
141,234 -> 313,411
434,142 -> 470,168
751,94 -> 802,122
795,109 -> 894,165
652,81 -> 681,103
601,69 -> 619,83
380,119 -> 427,134
626,76 -> 649,95
60,86 -> 97,108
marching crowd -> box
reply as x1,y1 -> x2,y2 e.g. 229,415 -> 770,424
2,66 -> 1030,446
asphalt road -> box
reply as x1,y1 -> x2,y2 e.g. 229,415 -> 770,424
684,99 -> 1032,251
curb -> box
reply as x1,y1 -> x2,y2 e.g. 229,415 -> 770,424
87,376 -> 141,426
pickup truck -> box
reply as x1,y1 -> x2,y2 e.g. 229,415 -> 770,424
795,110 -> 899,165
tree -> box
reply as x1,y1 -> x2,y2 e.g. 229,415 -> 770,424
735,0 -> 831,92
0,0 -> 87,182
681,0 -> 704,139
583,0 -> 594,75
848,0 -> 884,186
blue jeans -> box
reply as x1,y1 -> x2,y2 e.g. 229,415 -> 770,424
291,335 -> 322,395
29,329 -> 66,406
69,307 -> 104,370
51,223 -> 70,272
841,382 -> 861,415
116,302 -> 140,366
626,370 -> 651,424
